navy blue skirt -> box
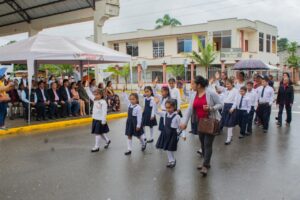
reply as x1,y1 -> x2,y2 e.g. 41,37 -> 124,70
142,113 -> 157,127
156,129 -> 178,151
91,119 -> 109,134
220,103 -> 237,128
158,117 -> 164,131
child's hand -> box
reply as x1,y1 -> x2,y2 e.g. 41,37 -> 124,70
229,108 -> 234,113
154,97 -> 160,104
136,127 -> 141,131
85,81 -> 89,87
182,137 -> 187,141
151,117 -> 155,120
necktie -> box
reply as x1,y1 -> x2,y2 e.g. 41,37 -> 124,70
239,96 -> 244,109
261,86 -> 266,98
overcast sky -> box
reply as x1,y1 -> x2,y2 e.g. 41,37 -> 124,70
0,0 -> 299,46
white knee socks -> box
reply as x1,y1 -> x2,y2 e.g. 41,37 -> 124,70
139,135 -> 146,146
149,127 -> 154,140
167,151 -> 175,162
127,139 -> 133,151
226,127 -> 233,142
101,134 -> 109,143
94,135 -> 101,148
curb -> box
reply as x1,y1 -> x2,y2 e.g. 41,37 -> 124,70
0,104 -> 189,136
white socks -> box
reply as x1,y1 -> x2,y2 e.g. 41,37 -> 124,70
94,135 -> 101,148
149,127 -> 154,140
127,139 -> 133,151
139,135 -> 146,146
101,134 -> 109,143
226,128 -> 233,142
167,151 -> 175,162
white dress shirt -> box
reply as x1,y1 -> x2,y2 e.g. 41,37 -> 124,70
223,88 -> 238,104
122,92 -> 143,128
41,89 -> 46,101
235,81 -> 245,90
156,111 -> 184,137
21,90 -> 37,104
257,85 -> 274,105
246,89 -> 258,108
231,94 -> 251,113
65,87 -> 71,100
85,87 -> 107,123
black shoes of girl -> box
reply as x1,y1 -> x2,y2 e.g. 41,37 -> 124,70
166,160 -> 176,168
91,148 -> 100,153
104,140 -> 111,149
224,139 -> 232,145
147,139 -> 154,143
124,150 -> 132,155
141,143 -> 147,151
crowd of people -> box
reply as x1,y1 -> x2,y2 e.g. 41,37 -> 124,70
0,74 -> 120,129
83,71 -> 294,177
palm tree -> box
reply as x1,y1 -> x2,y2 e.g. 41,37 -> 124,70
155,14 -> 182,29
166,65 -> 185,78
105,64 -> 131,89
287,42 -> 299,67
187,35 -> 216,78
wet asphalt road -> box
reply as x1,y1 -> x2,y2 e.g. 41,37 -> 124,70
1,95 -> 300,200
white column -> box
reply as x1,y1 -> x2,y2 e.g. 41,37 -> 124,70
28,25 -> 42,37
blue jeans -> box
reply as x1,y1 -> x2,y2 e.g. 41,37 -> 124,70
66,101 -> 80,115
0,102 -> 8,126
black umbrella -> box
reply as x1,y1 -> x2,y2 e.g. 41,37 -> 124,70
232,59 -> 269,70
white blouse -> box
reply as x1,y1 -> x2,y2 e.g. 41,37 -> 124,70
156,111 -> 181,130
246,89 -> 258,108
256,85 -> 274,105
122,92 -> 143,128
231,94 -> 251,113
223,88 -> 238,104
85,87 -> 107,123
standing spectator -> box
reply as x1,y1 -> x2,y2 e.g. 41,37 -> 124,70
268,75 -> 274,88
48,75 -> 56,89
73,67 -> 81,82
276,77 -> 294,127
90,79 -> 98,93
219,72 -> 228,87
20,74 -> 28,87
70,82 -> 86,116
78,81 -> 90,115
35,81 -> 50,121
7,80 -> 21,120
48,82 -> 64,119
0,74 -> 14,129
21,84 -> 37,122
105,81 -> 120,112
180,76 -> 222,176
59,79 -> 80,117
256,76 -> 274,133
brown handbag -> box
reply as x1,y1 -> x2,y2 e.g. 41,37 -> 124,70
198,118 -> 220,135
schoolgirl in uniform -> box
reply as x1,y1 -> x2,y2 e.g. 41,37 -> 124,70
230,86 -> 251,139
153,86 -> 171,132
138,85 -> 157,143
155,99 -> 185,168
220,78 -> 238,145
85,83 -> 111,152
122,90 -> 147,155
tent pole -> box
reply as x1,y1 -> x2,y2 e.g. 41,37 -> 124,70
130,61 -> 133,92
79,61 -> 83,81
88,60 -> 91,116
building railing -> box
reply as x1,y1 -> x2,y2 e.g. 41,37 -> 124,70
153,48 -> 165,58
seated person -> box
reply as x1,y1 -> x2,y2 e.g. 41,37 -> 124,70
70,82 -> 86,116
21,84 -> 37,122
78,81 -> 90,115
7,80 -> 22,120
35,81 -> 50,121
59,79 -> 80,117
105,81 -> 120,112
48,82 -> 66,119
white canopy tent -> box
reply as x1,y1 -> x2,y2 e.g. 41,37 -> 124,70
0,34 -> 132,123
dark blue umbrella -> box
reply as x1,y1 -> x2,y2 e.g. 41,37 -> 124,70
232,59 -> 269,70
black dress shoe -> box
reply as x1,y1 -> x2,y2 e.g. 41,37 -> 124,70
147,139 -> 154,143
104,140 -> 111,149
167,160 -> 176,168
263,129 -> 268,133
124,151 -> 132,155
200,167 -> 208,177
239,134 -> 245,139
141,143 -> 147,151
197,150 -> 203,157
224,140 -> 231,145
91,148 -> 100,153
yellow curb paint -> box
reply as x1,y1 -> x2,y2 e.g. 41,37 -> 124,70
0,104 -> 188,136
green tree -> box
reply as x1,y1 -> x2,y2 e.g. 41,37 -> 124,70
105,64 -> 130,89
187,35 -> 216,78
277,38 -> 289,52
155,14 -> 182,29
13,64 -> 27,71
119,64 -> 130,89
167,65 -> 185,78
287,42 -> 299,67
39,64 -> 74,77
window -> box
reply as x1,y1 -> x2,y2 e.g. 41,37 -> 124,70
153,40 -> 164,58
266,34 -> 271,53
126,42 -> 138,57
259,32 -> 264,52
198,35 -> 206,49
177,38 -> 192,53
213,30 -> 231,51
113,43 -> 119,51
272,36 -> 276,53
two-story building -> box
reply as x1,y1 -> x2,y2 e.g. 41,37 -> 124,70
101,18 -> 279,83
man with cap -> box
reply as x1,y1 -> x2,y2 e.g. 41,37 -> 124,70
256,75 -> 274,133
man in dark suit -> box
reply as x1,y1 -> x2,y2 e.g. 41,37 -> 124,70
35,81 -> 50,121
47,82 -> 65,119
59,79 -> 80,117
276,77 -> 294,127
